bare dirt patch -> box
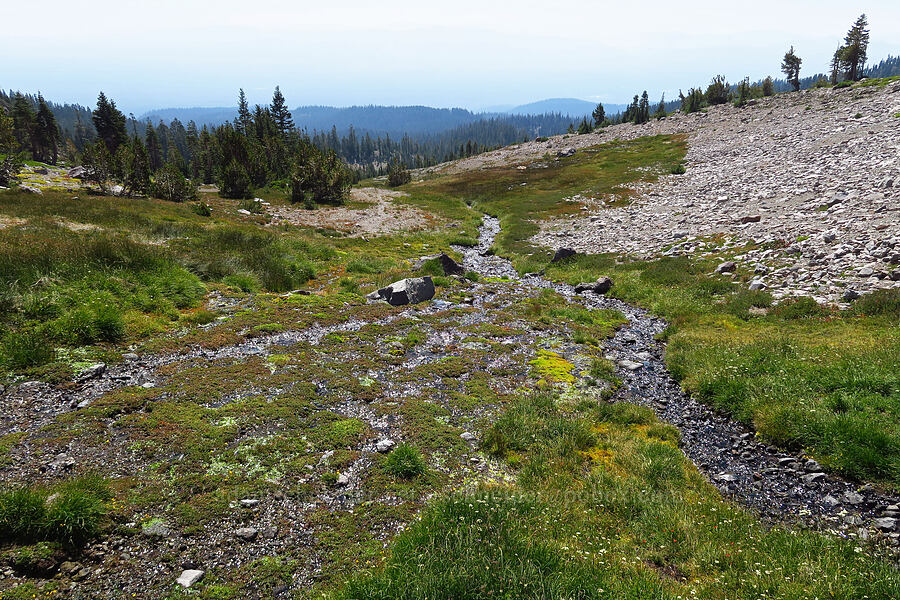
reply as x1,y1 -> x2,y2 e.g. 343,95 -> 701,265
267,187 -> 439,237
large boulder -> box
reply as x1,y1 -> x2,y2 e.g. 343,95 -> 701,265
66,166 -> 85,178
551,247 -> 577,263
575,276 -> 612,295
368,277 -> 435,306
413,253 -> 464,276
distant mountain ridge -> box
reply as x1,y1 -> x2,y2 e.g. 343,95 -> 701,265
505,98 -> 628,117
138,98 -> 630,137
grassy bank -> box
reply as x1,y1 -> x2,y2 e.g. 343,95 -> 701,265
334,392 -> 900,599
542,253 -> 900,488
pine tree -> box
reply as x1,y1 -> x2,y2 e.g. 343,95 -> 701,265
781,47 -> 802,92
145,122 -> 163,172
270,86 -> 294,135
92,91 -> 128,153
236,88 -> 252,134
840,14 -> 869,81
35,94 -> 61,164
11,94 -> 36,157
591,103 -> 605,127
124,136 -> 151,195
705,76 -> 730,105
653,93 -> 667,119
762,77 -> 775,97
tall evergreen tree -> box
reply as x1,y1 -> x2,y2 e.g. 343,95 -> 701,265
840,14 -> 870,81
92,91 -> 128,153
145,121 -> 163,172
34,94 -> 61,163
11,94 -> 37,157
236,88 -> 252,134
591,103 -> 605,127
270,86 -> 294,135
781,47 -> 802,92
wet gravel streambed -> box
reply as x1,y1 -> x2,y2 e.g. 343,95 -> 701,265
459,216 -> 900,544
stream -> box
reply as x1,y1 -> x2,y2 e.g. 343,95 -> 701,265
459,215 -> 900,544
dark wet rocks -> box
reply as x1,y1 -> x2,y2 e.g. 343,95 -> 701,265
575,276 -> 612,294
367,276 -> 436,306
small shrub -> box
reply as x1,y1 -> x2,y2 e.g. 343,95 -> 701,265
384,443 -> 426,478
150,164 -> 198,203
771,296 -> 826,320
723,289 -> 773,319
193,202 -> 212,217
670,164 -> 686,175
1,331 -> 54,369
833,80 -> 853,89
463,271 -> 480,282
238,197 -> 264,214
222,273 -> 261,293
853,288 -> 900,319
93,303 -> 125,342
387,158 -> 412,188
183,309 -> 218,325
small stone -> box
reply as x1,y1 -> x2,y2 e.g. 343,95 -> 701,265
122,353 -> 139,361
873,517 -> 898,532
460,432 -> 476,442
177,569 -> 205,588
843,289 -> 860,302
618,359 -> 643,371
716,473 -> 738,482
79,363 -> 106,380
49,453 -> 75,470
239,499 -> 259,508
375,439 -> 395,453
822,495 -> 841,508
715,261 -> 736,274
801,472 -> 826,484
234,527 -> 258,541
336,472 -> 350,486
748,280 -> 767,291
843,491 -> 864,505
141,520 -> 171,538
740,215 -> 761,224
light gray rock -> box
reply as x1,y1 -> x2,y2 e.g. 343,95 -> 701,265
177,569 -> 205,588
239,499 -> 259,508
234,527 -> 258,541
748,280 -> 767,291
873,517 -> 898,532
618,359 -> 643,371
460,432 -> 476,442
375,439 -> 395,453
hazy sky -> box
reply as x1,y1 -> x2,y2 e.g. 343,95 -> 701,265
2,1 -> 899,114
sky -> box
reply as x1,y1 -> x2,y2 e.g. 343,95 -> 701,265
2,1 -> 899,114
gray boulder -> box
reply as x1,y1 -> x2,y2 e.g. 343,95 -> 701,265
369,277 -> 435,306
551,247 -> 577,263
557,147 -> 576,158
574,276 -> 612,295
715,261 -> 736,274
66,166 -> 85,178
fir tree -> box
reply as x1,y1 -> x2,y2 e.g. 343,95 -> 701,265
781,47 -> 802,92
92,91 -> 128,153
236,88 -> 252,134
270,86 -> 294,135
35,94 -> 61,164
145,122 -> 163,172
653,93 -> 667,119
840,14 -> 869,81
591,103 -> 605,127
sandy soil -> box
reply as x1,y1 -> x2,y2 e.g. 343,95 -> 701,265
267,187 -> 439,237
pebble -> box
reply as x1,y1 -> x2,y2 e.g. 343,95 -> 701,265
177,569 -> 205,588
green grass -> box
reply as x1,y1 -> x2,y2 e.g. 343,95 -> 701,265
544,254 -> 900,488
334,393 -> 900,600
